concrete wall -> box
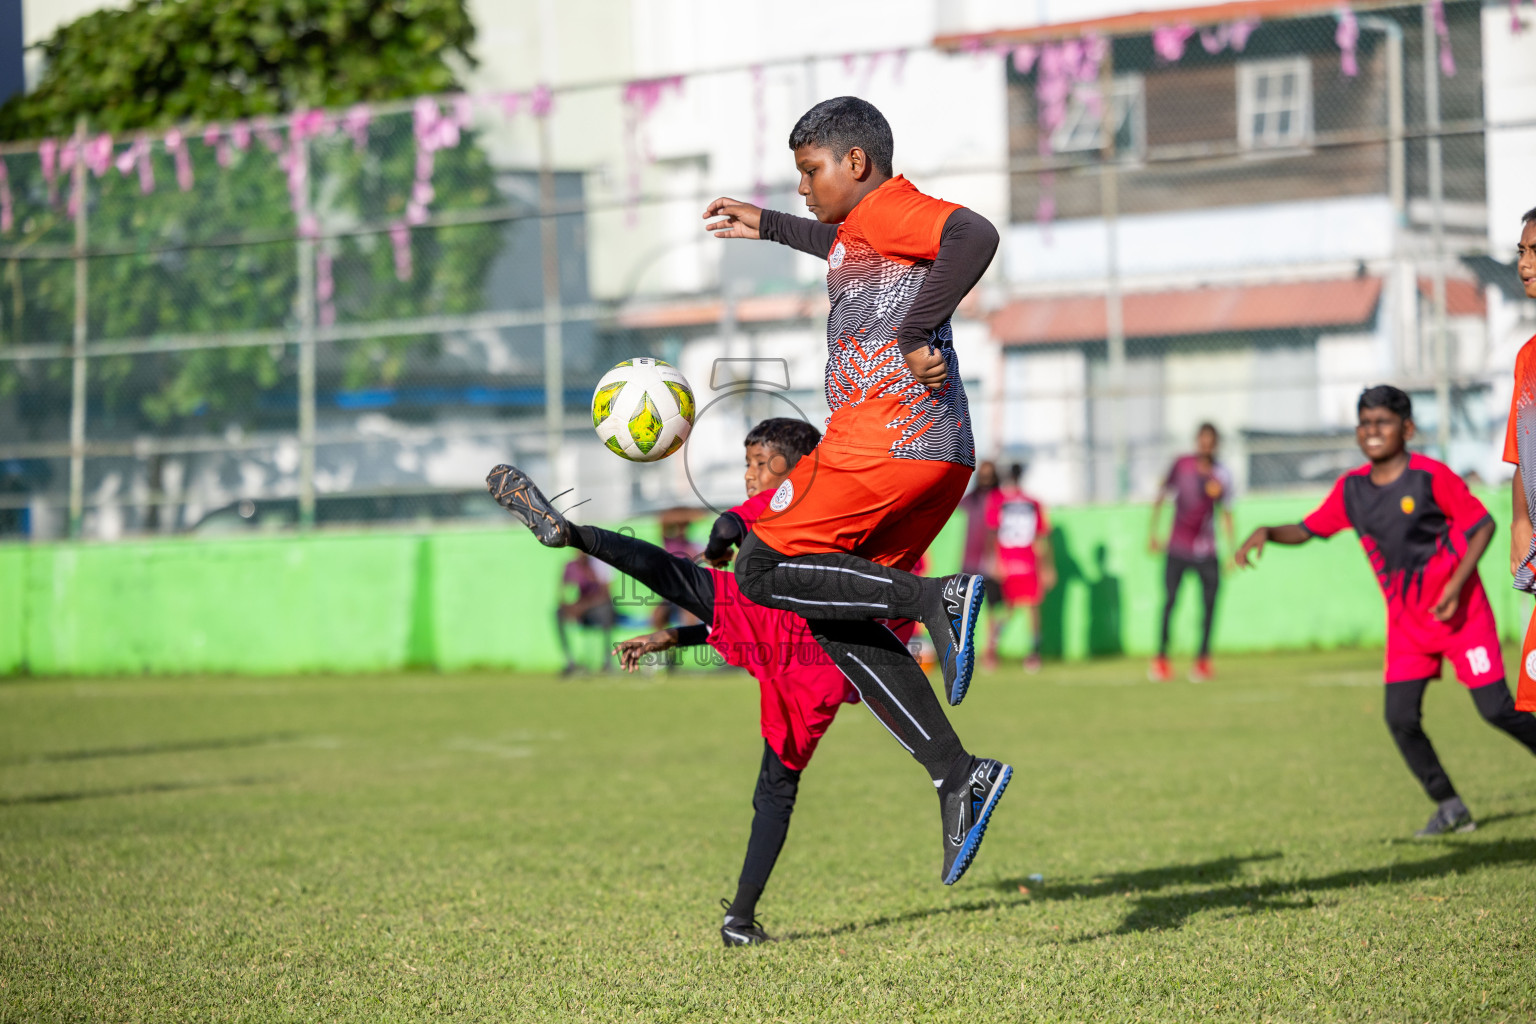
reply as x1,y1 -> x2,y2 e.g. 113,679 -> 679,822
2,489 -> 1530,677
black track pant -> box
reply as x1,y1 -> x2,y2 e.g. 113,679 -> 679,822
1161,554 -> 1219,658
1385,678 -> 1536,802
735,532 -> 969,785
726,742 -> 801,921
573,524 -> 714,623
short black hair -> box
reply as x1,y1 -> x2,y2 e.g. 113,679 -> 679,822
1523,205 -> 1536,224
1197,422 -> 1219,440
788,97 -> 894,177
745,417 -> 821,467
1358,384 -> 1413,419
1008,462 -> 1024,483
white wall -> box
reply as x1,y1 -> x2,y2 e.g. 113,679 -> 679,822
1482,3 -> 1536,255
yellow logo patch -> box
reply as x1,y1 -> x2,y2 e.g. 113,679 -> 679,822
1400,496 -> 1416,514
1204,479 -> 1223,500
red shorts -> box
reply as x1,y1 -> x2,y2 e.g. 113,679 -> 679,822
1516,609 -> 1536,712
751,444 -> 972,571
1384,612 -> 1504,688
1002,571 -> 1042,606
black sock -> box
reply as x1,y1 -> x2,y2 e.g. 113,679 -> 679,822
806,618 -> 968,784
1471,682 -> 1536,756
728,744 -> 800,921
1385,679 -> 1457,802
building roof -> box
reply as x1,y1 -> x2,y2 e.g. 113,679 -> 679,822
991,276 -> 1384,345
1416,276 -> 1487,317
934,0 -> 1403,48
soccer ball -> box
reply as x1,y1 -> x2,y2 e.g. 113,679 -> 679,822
591,358 -> 695,462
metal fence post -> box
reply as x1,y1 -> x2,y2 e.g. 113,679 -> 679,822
1423,5 -> 1451,461
1099,47 -> 1128,500
537,111 -> 565,490
67,117 -> 88,538
295,135 -> 317,529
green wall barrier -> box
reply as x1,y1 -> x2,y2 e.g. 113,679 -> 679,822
0,490 -> 1529,677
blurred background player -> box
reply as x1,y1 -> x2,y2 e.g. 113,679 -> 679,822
958,459 -> 1001,591
703,96 -> 1009,885
555,552 -> 615,675
651,506 -> 706,639
983,462 -> 1056,673
1148,423 -> 1234,683
489,418 -> 915,945
1505,205 -> 1536,714
1236,386 -> 1536,836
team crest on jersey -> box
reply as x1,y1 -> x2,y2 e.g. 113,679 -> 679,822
1525,650 -> 1536,681
828,242 -> 846,270
1400,496 -> 1416,514
769,480 -> 794,512
1204,479 -> 1223,499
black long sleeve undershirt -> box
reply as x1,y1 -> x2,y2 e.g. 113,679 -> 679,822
674,623 -> 710,648
758,206 -> 998,355
702,511 -> 745,565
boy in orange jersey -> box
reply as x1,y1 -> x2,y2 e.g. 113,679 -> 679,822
703,97 -> 1009,885
1505,205 -> 1536,713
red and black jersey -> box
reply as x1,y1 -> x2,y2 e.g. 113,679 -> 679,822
1301,454 -> 1493,642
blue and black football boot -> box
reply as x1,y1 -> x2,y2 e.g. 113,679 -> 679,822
939,757 -> 1013,885
486,464 -> 574,547
927,573 -> 986,705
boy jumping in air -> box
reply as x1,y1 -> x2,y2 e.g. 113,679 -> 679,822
703,97 -> 1009,884
487,419 -> 914,945
1503,205 -> 1536,713
1235,386 -> 1536,836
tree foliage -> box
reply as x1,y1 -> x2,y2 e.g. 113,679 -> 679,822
0,0 -> 500,435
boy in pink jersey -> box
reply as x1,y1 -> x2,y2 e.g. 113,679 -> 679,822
487,418 -> 915,946
1236,386 -> 1536,836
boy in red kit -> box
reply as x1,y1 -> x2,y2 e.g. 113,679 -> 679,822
983,462 -> 1056,673
703,97 -> 1009,885
486,419 -> 913,946
1504,206 -> 1536,713
1237,386 -> 1536,836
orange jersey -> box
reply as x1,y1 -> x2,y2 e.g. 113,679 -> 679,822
1506,334 -> 1536,592
820,176 -> 974,467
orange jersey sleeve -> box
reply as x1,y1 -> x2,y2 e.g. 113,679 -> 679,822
856,177 -> 962,264
1506,336 -> 1536,465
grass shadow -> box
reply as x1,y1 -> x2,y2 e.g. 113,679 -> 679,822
0,776 -> 272,806
0,733 -> 301,766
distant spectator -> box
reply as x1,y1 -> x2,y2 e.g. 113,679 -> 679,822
557,552 -> 615,675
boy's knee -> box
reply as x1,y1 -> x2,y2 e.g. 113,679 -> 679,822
1471,682 -> 1519,726
1384,703 -> 1421,734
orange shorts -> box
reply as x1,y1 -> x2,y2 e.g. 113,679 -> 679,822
1517,609 -> 1536,712
751,443 -> 972,572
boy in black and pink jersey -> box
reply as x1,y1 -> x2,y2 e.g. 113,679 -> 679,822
1237,386 -> 1536,836
703,97 -> 1008,885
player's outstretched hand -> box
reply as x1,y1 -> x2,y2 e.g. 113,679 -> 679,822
904,347 -> 948,390
612,629 -> 678,673
1233,527 -> 1269,568
704,198 -> 762,239
1431,584 -> 1460,622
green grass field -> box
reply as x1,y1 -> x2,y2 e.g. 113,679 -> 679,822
2,650 -> 1534,1022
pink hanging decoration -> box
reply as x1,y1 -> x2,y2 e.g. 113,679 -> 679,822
342,104 -> 371,150
84,133 -> 113,177
255,118 -> 284,153
1012,45 -> 1038,74
164,128 -> 194,191
1336,7 -> 1360,76
451,93 -> 475,129
1199,24 -> 1228,53
316,247 -> 335,327
750,65 -> 768,208
1512,0 -> 1529,33
529,84 -> 553,118
230,120 -> 252,152
0,158 -> 11,233
38,138 -> 58,206
620,76 -> 683,225
1429,0 -> 1455,76
203,124 -> 232,168
390,221 -> 413,282
497,91 -> 523,120
841,53 -> 857,74
1229,18 -> 1259,50
57,139 -> 83,218
131,137 -> 155,195
892,48 -> 908,84
1152,22 -> 1195,62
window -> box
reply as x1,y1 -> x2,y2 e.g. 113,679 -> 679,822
1238,57 -> 1312,151
1049,75 -> 1145,159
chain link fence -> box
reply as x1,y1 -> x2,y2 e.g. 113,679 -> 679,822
1,0 -> 1531,540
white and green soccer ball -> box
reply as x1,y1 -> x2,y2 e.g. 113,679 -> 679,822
591,358 -> 695,462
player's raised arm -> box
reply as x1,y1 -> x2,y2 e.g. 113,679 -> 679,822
703,197 -> 763,239
612,624 -> 711,673
1233,524 -> 1312,568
